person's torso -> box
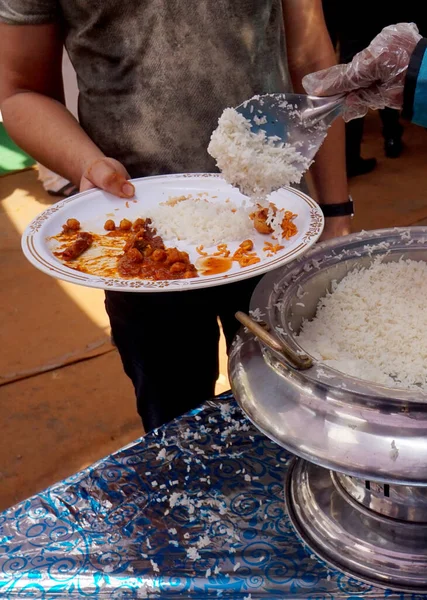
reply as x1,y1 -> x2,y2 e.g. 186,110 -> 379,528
60,0 -> 291,176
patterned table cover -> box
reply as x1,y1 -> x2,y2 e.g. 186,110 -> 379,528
0,393 -> 425,599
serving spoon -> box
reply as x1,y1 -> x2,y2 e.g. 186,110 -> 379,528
236,93 -> 345,164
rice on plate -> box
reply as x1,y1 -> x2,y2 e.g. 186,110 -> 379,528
145,195 -> 253,248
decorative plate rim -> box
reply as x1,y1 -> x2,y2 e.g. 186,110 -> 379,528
21,174 -> 324,293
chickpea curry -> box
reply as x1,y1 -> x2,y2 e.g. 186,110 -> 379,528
117,219 -> 197,280
52,204 -> 298,282
54,218 -> 198,280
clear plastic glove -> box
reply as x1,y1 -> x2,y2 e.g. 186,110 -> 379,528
303,23 -> 422,121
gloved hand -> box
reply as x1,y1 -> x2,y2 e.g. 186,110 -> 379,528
303,23 -> 422,121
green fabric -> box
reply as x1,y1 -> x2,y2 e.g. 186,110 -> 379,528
0,123 -> 35,175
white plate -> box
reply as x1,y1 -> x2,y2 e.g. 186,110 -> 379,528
22,173 -> 324,292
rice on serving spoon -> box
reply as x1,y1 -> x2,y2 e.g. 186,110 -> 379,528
208,107 -> 310,201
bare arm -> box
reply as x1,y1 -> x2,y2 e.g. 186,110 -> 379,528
0,22 -> 134,196
282,0 -> 350,238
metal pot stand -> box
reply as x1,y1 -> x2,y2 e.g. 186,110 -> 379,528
286,459 -> 427,593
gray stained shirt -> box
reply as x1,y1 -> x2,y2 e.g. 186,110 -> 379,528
0,1 -> 292,177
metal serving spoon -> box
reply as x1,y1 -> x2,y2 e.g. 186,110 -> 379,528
236,93 -> 345,164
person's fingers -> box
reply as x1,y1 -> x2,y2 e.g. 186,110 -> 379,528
302,54 -> 376,98
79,177 -> 95,192
341,86 -> 385,122
341,97 -> 369,122
79,157 -> 135,198
303,65 -> 352,96
341,80 -> 406,122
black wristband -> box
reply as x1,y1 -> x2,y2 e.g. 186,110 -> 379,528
319,198 -> 354,218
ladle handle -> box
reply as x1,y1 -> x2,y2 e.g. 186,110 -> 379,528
303,94 -> 345,127
235,311 -> 313,371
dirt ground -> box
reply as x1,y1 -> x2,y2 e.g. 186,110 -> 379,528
1,113 -> 427,511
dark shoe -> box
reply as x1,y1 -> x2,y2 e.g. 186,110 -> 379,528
47,182 -> 79,197
347,157 -> 377,178
384,137 -> 403,158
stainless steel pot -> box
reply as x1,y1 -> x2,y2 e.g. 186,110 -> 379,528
229,227 -> 427,590
229,227 -> 427,485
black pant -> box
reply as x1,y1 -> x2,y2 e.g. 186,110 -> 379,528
337,13 -> 405,167
105,276 -> 261,432
322,0 -> 339,48
345,108 -> 403,164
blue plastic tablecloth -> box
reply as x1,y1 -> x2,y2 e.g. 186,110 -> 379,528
0,393 -> 424,598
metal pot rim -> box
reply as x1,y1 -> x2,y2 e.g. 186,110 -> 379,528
250,226 -> 427,405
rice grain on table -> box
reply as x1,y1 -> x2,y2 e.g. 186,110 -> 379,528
208,107 -> 310,200
296,258 -> 427,391
146,196 -> 253,247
